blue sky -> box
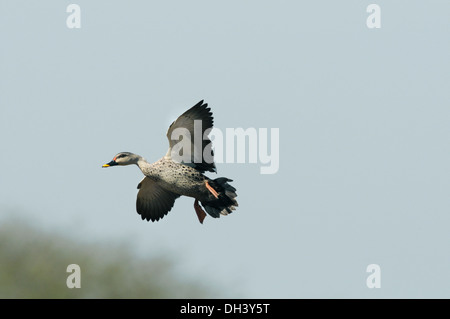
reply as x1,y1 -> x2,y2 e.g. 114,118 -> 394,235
1,1 -> 449,298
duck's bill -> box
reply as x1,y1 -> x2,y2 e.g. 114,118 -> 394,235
102,160 -> 118,168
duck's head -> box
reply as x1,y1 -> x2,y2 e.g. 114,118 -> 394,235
102,152 -> 140,168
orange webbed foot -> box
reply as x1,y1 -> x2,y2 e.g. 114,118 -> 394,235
205,180 -> 219,199
194,199 -> 207,224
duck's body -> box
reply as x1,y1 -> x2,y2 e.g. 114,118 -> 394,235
139,156 -> 211,200
102,100 -> 238,223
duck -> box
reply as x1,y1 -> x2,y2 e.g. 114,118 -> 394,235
102,100 -> 238,224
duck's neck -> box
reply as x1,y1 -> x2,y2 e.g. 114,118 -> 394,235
135,156 -> 156,176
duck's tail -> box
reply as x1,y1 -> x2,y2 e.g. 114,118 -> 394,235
201,178 -> 238,218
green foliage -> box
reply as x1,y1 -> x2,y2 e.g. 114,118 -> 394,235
0,221 -> 212,298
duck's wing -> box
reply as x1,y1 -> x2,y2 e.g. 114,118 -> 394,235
136,177 -> 180,222
165,100 -> 216,173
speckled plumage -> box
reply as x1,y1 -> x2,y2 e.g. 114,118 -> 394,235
140,157 -> 215,202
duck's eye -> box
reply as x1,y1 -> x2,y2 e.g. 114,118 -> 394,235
113,154 -> 124,161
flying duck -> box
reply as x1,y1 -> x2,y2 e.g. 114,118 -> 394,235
102,100 -> 238,224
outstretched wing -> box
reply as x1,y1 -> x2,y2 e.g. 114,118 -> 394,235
136,177 -> 180,222
165,100 -> 216,173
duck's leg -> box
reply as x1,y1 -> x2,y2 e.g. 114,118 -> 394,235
194,199 -> 207,224
205,180 -> 219,199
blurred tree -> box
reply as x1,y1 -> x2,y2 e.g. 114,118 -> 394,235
0,220 -> 213,298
